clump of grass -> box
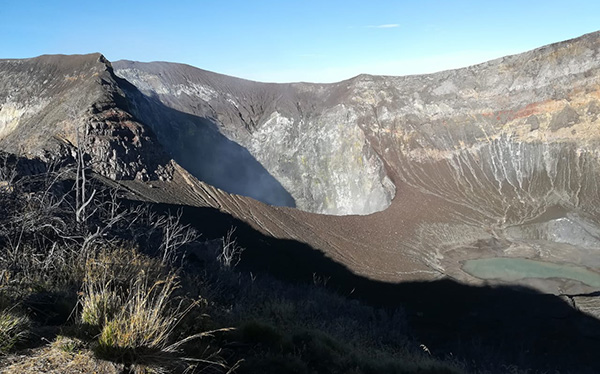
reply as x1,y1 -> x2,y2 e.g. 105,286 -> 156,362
93,273 -> 231,372
80,246 -> 164,329
80,282 -> 120,329
95,273 -> 181,355
80,247 -> 230,372
80,248 -> 180,362
52,335 -> 86,353
0,309 -> 29,354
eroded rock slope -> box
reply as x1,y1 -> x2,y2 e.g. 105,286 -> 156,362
113,60 -> 395,215
0,54 -> 175,181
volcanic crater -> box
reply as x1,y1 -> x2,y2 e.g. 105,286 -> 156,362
1,32 -> 600,310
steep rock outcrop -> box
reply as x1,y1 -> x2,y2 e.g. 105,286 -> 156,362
0,54 -> 174,181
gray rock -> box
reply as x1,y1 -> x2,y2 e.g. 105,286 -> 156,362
526,115 -> 540,131
549,105 -> 580,131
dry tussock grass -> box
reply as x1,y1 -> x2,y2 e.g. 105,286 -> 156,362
80,246 -> 231,373
0,337 -> 120,374
0,310 -> 28,355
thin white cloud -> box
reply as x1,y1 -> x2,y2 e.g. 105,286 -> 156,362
367,24 -> 399,29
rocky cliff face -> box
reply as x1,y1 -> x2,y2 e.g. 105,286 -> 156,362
352,34 -> 600,271
113,61 -> 395,215
351,35 -> 600,223
0,54 -> 174,181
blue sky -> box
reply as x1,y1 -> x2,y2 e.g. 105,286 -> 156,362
2,1 -> 600,83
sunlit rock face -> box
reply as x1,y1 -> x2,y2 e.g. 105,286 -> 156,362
114,61 -> 396,215
244,106 -> 395,214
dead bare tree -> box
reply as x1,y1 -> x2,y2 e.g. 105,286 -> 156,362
218,228 -> 244,269
67,100 -> 96,225
152,209 -> 199,265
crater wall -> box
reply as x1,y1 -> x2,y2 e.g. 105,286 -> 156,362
114,61 -> 395,215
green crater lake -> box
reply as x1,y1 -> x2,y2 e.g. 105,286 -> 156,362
463,258 -> 600,288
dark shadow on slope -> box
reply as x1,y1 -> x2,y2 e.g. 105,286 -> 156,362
115,76 -> 295,208
150,202 -> 600,374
